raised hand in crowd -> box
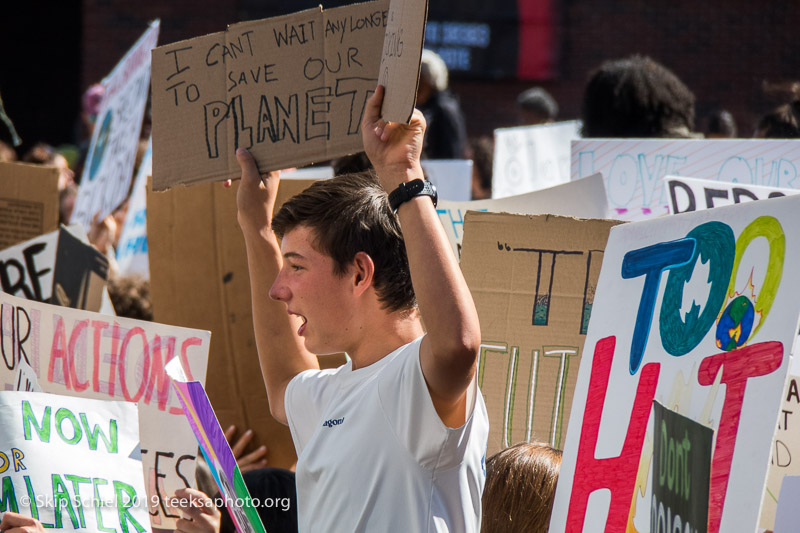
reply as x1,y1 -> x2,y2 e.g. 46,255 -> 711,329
87,212 -> 117,255
224,424 -> 268,473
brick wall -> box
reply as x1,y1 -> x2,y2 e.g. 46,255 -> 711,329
452,1 -> 800,139
81,0 -> 800,142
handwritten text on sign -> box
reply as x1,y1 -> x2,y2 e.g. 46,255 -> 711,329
572,139 -> 800,220
152,0 -> 418,190
0,391 -> 150,533
549,195 -> 800,533
0,291 -> 209,530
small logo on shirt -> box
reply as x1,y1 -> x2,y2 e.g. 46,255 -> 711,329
322,417 -> 345,428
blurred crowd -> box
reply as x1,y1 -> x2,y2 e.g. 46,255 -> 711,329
1,50 -> 798,533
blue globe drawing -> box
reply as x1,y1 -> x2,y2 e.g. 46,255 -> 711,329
715,295 -> 755,351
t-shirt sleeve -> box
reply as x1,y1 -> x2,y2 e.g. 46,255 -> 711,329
377,337 -> 483,471
284,368 -> 339,455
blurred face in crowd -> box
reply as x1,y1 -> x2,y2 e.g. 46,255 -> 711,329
54,154 -> 75,190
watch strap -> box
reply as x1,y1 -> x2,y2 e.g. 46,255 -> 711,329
388,179 -> 438,211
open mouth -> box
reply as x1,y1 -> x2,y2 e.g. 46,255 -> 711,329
290,311 -> 308,335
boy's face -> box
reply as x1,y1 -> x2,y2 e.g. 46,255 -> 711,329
270,225 -> 356,355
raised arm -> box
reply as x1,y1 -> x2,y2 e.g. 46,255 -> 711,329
235,148 -> 319,425
361,86 -> 481,428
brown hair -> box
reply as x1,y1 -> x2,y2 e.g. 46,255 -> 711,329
107,275 -> 153,321
272,171 -> 416,313
482,442 -> 562,533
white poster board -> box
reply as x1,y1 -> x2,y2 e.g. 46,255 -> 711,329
549,194 -> 800,533
493,120 -> 581,198
773,476 -> 800,533
665,175 -> 800,214
116,139 -> 152,279
72,21 -> 160,230
0,291 -> 209,531
422,159 -> 472,201
437,172 -> 607,258
0,391 -> 151,532
572,139 -> 800,220
0,229 -> 59,301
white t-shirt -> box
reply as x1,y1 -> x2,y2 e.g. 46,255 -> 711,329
285,335 -> 489,533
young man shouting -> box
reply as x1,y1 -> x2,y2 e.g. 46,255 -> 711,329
235,85 -> 488,532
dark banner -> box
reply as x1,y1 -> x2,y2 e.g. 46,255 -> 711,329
651,400 -> 713,533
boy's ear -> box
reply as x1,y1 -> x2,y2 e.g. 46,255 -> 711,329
352,251 -> 375,295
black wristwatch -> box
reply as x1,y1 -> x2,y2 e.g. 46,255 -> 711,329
388,179 -> 438,211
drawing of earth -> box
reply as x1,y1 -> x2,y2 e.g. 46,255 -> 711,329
88,110 -> 113,182
715,295 -> 755,351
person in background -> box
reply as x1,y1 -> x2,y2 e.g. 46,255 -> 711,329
75,83 -> 105,181
481,442 -> 562,533
755,101 -> 800,138
417,49 -> 468,159
0,140 -> 16,162
107,275 -> 153,320
517,87 -> 559,126
581,55 -> 699,138
469,136 -> 493,200
705,109 -> 737,138
22,142 -> 75,190
58,184 -> 78,225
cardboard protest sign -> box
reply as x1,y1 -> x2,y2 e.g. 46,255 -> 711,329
0,391 -> 150,532
166,358 -> 267,533
116,139 -> 152,279
651,401 -> 713,533
437,172 -> 608,259
152,0 -> 425,190
0,228 -> 109,312
377,0 -> 427,122
71,21 -> 159,230
549,195 -> 800,533
459,212 -> 622,454
493,120 -> 581,198
760,373 -> 800,530
0,162 -> 59,250
422,159 -> 472,201
0,291 -> 210,531
13,359 -> 42,392
665,175 -> 800,214
147,178 -> 346,471
572,138 -> 800,220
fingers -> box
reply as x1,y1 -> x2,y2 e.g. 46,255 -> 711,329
173,488 -> 221,533
224,425 -> 237,443
175,517 -> 211,533
235,147 -> 264,187
238,445 -> 268,472
230,429 -> 253,457
0,512 -> 41,532
174,488 -> 218,517
364,85 -> 386,130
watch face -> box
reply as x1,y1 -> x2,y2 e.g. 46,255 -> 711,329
408,179 -> 426,195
